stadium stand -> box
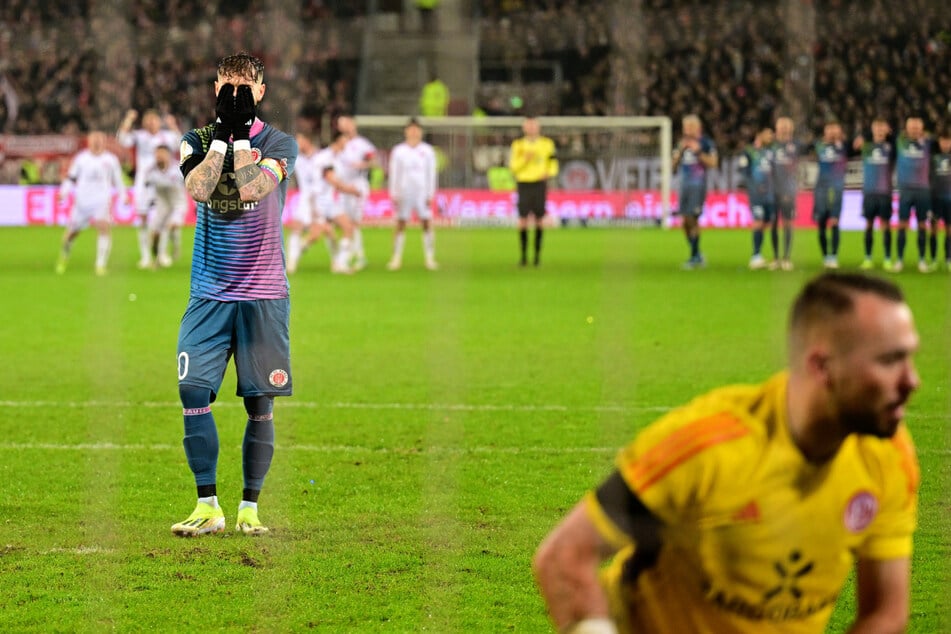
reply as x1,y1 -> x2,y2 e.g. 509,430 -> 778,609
0,0 -> 949,183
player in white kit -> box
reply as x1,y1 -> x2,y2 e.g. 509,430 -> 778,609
387,118 -> 439,270
117,108 -> 181,268
286,131 -> 336,274
55,131 -> 126,275
320,131 -> 363,274
144,144 -> 187,268
335,115 -> 377,270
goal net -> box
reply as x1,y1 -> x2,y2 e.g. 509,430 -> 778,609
348,116 -> 672,227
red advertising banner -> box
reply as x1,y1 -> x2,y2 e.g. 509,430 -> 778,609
0,186 -> 900,230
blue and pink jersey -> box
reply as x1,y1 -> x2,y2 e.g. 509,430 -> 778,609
180,120 -> 297,301
896,134 -> 931,190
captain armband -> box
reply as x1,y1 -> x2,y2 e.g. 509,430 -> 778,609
258,158 -> 287,184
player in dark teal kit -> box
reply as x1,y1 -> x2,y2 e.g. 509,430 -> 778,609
894,116 -> 933,273
929,129 -> 951,270
738,127 -> 776,269
771,117 -> 801,270
856,117 -> 896,270
812,121 -> 849,269
673,114 -> 717,269
171,53 -> 298,537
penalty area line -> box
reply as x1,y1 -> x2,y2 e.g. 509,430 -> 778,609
0,399 -> 672,414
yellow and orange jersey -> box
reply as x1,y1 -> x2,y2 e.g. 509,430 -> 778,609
588,372 -> 919,634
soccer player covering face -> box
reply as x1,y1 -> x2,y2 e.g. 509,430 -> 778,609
534,272 -> 920,634
813,121 -> 849,269
673,115 -> 717,269
55,131 -> 126,276
387,118 -> 439,271
172,53 -> 298,537
855,117 -> 896,270
738,127 -> 777,269
509,115 -> 559,267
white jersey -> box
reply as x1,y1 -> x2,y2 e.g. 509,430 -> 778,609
61,149 -> 125,208
117,128 -> 179,208
144,162 -> 187,231
338,135 -> 376,187
388,141 -> 437,200
315,147 -> 343,218
60,149 -> 125,227
292,148 -> 322,224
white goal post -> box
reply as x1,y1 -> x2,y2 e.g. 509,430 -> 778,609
350,116 -> 673,225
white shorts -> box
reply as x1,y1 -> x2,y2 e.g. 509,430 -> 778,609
293,192 -> 319,225
133,182 -> 152,216
393,193 -> 432,221
148,201 -> 177,233
170,204 -> 187,226
340,181 -> 369,222
70,198 -> 112,230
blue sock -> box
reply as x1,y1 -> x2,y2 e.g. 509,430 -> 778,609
831,225 -> 840,254
242,396 -> 275,493
752,229 -> 763,256
818,225 -> 828,256
689,235 -> 700,258
897,229 -> 906,259
180,385 -> 218,489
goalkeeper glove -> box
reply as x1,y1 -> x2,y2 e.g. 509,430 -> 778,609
213,83 -> 235,143
232,84 -> 256,142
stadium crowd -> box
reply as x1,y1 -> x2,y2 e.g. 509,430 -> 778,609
477,0 -> 951,151
1,0 -> 949,181
0,0 -> 365,139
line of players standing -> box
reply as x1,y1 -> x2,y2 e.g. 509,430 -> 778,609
709,115 -> 951,273
55,113 -> 438,276
285,116 -> 438,275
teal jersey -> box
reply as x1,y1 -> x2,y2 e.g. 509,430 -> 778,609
896,135 -> 931,190
771,140 -> 802,196
931,150 -> 951,201
814,141 -> 848,190
738,145 -> 775,204
861,140 -> 894,195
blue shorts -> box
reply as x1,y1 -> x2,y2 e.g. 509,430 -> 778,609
177,297 -> 292,400
678,187 -> 706,217
934,197 -> 951,225
862,193 -> 893,222
898,188 -> 931,222
750,200 -> 776,223
775,192 -> 796,220
813,186 -> 843,222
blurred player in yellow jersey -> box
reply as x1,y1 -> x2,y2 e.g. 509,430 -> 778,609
534,272 -> 920,634
509,115 -> 558,266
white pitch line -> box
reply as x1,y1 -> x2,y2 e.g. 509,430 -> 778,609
0,441 -> 618,454
0,441 -> 947,456
0,399 -> 671,414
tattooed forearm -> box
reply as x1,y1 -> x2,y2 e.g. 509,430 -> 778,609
234,164 -> 262,190
234,149 -> 278,201
185,152 -> 225,202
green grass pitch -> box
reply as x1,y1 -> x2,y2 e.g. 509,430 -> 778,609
0,225 -> 948,632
